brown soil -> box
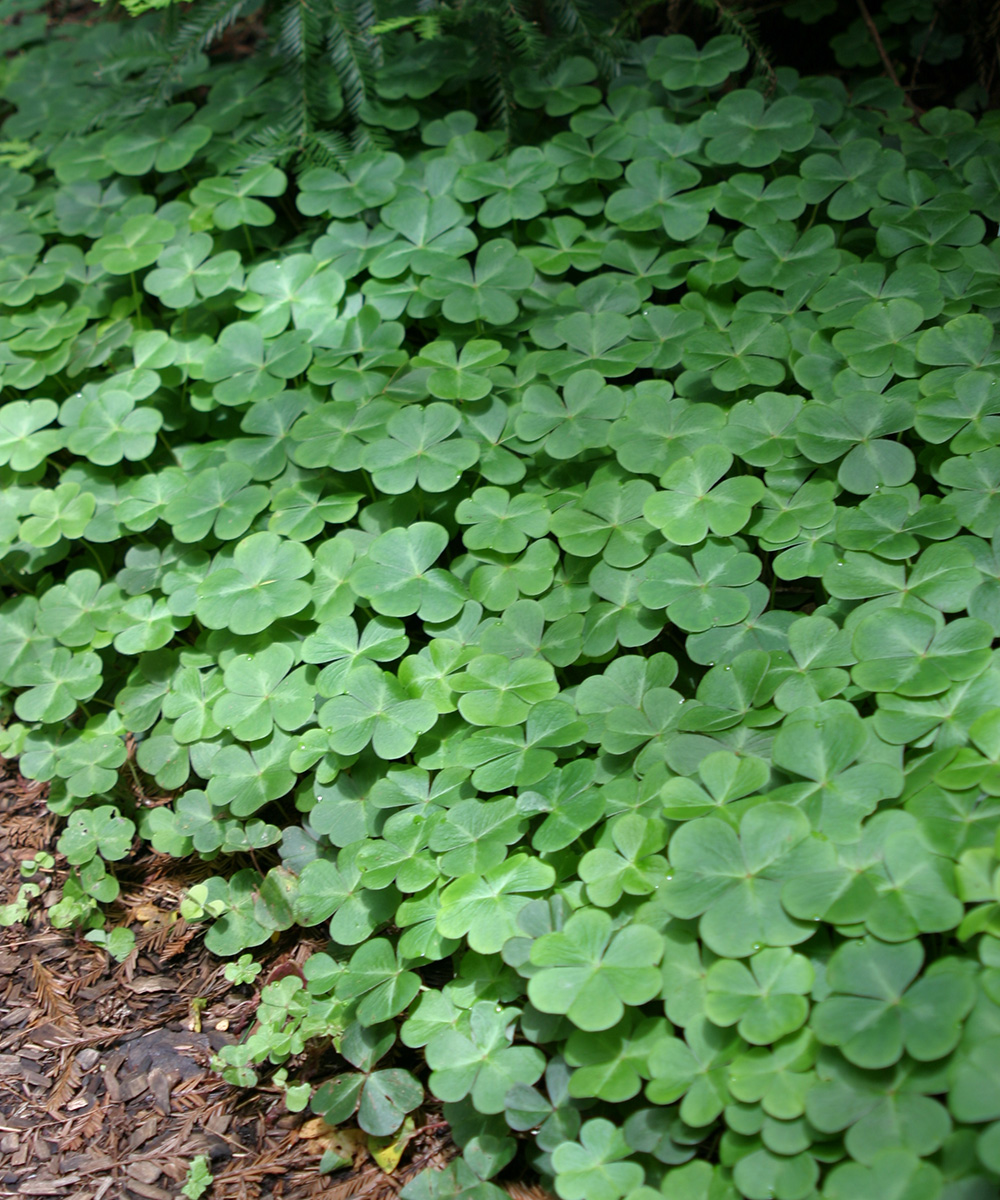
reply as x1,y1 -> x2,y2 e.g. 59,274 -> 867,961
0,759 -> 477,1200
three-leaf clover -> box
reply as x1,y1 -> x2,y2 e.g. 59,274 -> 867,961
659,803 -> 824,958
426,1001 -> 546,1114
319,665 -> 437,759
528,907 -> 663,1031
811,939 -> 976,1069
195,532 -> 313,635
644,447 -> 764,545
212,644 -> 314,740
704,948 -> 813,1044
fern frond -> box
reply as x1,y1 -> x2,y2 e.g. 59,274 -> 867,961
306,128 -> 355,163
165,0 -> 256,63
219,118 -> 302,170
327,0 -> 379,122
695,0 -> 775,92
545,0 -> 627,74
88,0 -> 255,124
276,0 -> 326,143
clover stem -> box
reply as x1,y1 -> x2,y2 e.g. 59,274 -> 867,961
158,431 -> 178,462
0,565 -> 28,593
130,272 -> 142,315
360,469 -> 377,502
803,203 -> 820,233
243,225 -> 255,260
82,541 -> 106,579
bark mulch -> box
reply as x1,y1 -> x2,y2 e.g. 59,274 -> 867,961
0,761 -> 553,1200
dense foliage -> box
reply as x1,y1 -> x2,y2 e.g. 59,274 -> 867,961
4,5 -> 1000,1199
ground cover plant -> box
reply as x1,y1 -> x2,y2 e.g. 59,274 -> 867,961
4,3 -> 1000,1198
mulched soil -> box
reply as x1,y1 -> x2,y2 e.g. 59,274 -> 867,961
0,760 -> 554,1200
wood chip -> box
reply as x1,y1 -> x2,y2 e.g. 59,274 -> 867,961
75,1048 -> 100,1071
58,1153 -> 112,1175
17,1175 -> 82,1194
125,1161 -> 162,1184
120,1179 -> 173,1200
122,976 -> 177,995
126,1116 -> 160,1152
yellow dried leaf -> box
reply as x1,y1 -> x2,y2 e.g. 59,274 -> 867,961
298,1119 -> 367,1165
368,1116 -> 415,1174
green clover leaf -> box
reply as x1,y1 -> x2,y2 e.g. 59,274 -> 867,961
190,165 -> 287,229
648,34 -> 749,90
87,214 -> 175,275
812,939 -> 976,1068
199,322 -> 311,408
451,653 -> 559,727
335,938 -> 422,1026
319,665 -> 437,759
638,540 -> 761,631
212,644 -> 314,740
681,313 -> 789,390
62,389 -> 162,465
413,339 -> 509,401
455,147 -> 558,227
605,158 -> 714,241
426,1001 -> 546,1114
0,399 -> 62,471
421,239 -> 534,325
57,804 -> 134,864
351,522 -> 467,622
20,481 -> 95,547
699,91 -> 814,167
644,447 -> 764,545
12,646 -> 102,722
704,948 -> 813,1045
362,403 -> 480,494
104,106 -> 210,175
437,854 -> 555,953
660,803 -> 823,958
144,233 -> 243,308
851,609 -> 993,696
195,532 -> 312,634
516,371 -> 626,460
162,463 -> 269,543
528,907 -> 663,1031
551,1118 -> 644,1200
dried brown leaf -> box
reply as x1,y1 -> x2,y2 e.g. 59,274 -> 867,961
45,1054 -> 81,1116
29,957 -> 79,1031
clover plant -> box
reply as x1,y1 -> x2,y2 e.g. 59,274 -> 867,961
3,8 -> 1000,1200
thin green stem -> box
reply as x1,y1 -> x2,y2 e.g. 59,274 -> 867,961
82,542 -> 106,579
0,564 -> 29,593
